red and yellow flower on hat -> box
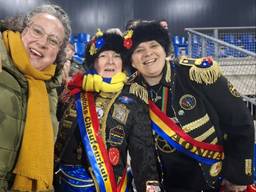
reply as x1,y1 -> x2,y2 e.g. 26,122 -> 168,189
123,30 -> 133,49
89,29 -> 105,55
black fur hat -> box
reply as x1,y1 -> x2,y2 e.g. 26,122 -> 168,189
124,21 -> 171,66
85,31 -> 125,68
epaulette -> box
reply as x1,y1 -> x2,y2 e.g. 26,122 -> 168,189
179,56 -> 222,85
129,82 -> 148,104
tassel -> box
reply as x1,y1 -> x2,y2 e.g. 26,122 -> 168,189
189,60 -> 222,85
165,58 -> 171,83
129,83 -> 148,104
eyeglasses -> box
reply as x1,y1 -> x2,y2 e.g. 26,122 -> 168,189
27,23 -> 62,48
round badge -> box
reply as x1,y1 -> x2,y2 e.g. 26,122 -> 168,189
108,147 -> 120,166
210,162 -> 222,177
179,94 -> 197,110
96,107 -> 104,119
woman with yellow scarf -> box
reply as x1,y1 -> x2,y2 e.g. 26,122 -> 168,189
54,31 -> 161,192
0,4 -> 71,192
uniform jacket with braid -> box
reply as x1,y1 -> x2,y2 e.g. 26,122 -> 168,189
133,58 -> 254,191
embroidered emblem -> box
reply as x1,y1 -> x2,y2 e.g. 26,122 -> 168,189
209,161 -> 222,177
156,135 -> 175,153
227,81 -> 240,97
245,159 -> 252,176
108,147 -> 120,166
179,94 -> 197,110
107,125 -> 125,146
112,104 -> 129,124
118,96 -> 135,104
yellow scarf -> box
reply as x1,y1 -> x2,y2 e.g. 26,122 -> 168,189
3,30 -> 56,191
82,72 -> 127,93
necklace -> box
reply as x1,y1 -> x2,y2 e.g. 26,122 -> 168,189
149,85 -> 163,103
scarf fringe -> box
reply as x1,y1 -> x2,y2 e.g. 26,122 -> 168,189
165,59 -> 171,83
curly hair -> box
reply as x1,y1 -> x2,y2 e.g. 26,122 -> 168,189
1,4 -> 71,74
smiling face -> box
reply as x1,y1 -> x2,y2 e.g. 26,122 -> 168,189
131,40 -> 166,85
21,13 -> 65,71
94,50 -> 123,78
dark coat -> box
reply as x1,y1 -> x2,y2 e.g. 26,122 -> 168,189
135,58 -> 254,191
55,85 -> 160,192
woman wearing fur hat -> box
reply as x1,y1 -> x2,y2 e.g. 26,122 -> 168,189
123,21 -> 254,192
0,4 -> 71,191
54,31 -> 160,192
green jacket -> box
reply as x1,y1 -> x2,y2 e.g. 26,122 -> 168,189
0,32 -> 60,190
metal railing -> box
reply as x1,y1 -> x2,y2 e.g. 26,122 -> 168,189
185,26 -> 256,58
185,27 -> 256,119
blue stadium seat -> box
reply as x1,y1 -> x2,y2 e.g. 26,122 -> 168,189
240,34 -> 256,52
223,34 -> 236,44
206,41 -> 215,57
172,35 -> 188,57
69,32 -> 91,65
222,34 -> 237,57
77,32 -> 90,43
191,35 -> 201,58
74,41 -> 85,58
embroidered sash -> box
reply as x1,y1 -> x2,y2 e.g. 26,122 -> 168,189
75,92 -> 128,192
149,100 -> 224,165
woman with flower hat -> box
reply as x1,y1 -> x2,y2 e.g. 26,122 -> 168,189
123,21 -> 254,192
54,30 -> 161,192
